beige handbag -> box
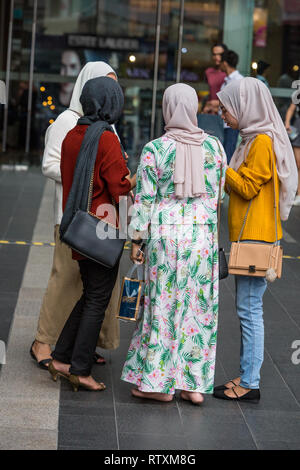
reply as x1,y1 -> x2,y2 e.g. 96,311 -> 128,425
228,154 -> 283,282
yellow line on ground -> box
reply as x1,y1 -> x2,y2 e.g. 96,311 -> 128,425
0,240 -> 299,259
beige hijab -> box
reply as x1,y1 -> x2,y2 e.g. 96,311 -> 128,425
217,77 -> 297,221
162,83 -> 208,198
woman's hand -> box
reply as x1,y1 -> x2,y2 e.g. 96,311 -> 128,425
126,172 -> 137,190
130,243 -> 144,264
285,121 -> 291,133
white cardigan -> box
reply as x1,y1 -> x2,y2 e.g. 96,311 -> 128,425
42,109 -> 80,225
42,61 -> 118,225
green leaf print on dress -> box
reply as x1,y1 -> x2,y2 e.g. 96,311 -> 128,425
121,135 -> 227,394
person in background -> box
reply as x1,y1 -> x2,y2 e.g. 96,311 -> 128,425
276,64 -> 299,120
214,77 -> 297,403
285,101 -> 300,205
31,62 -> 122,370
49,77 -> 135,392
220,50 -> 243,163
256,60 -> 270,88
205,43 -> 228,102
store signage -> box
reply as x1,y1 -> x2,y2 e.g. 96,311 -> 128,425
67,34 -> 140,51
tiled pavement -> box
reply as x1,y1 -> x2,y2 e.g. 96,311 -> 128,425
0,168 -> 299,450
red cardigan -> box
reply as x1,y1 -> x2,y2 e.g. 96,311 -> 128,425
61,125 -> 131,260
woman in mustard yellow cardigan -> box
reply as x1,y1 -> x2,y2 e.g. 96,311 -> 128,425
213,78 -> 297,403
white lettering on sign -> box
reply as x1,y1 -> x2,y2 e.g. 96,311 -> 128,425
68,35 -> 139,51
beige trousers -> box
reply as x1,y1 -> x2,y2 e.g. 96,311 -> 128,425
35,225 -> 120,349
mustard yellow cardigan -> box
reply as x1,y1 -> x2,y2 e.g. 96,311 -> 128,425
226,134 -> 282,243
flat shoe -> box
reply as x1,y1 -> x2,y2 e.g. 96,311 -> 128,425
30,342 -> 52,370
214,380 -> 239,392
213,387 -> 260,403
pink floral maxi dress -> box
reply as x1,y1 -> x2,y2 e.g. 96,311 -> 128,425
121,135 -> 226,394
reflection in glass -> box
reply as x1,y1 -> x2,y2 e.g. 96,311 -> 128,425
33,0 -> 157,171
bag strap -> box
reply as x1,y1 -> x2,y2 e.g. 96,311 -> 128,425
127,263 -> 144,280
209,136 -> 224,243
237,137 -> 278,244
271,146 -> 279,245
87,167 -> 117,213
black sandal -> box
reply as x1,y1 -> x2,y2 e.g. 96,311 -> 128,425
93,352 -> 106,365
213,387 -> 260,403
30,342 -> 52,370
214,380 -> 239,392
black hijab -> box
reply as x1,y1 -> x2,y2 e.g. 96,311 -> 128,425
60,76 -> 124,238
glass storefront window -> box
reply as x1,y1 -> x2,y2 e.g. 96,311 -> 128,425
252,0 -> 300,117
33,0 -> 158,170
1,0 -> 299,166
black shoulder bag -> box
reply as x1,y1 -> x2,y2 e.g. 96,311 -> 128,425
61,168 -> 126,268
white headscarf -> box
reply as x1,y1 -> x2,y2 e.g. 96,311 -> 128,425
42,61 -> 118,225
217,77 -> 297,221
69,61 -> 117,115
163,83 -> 208,198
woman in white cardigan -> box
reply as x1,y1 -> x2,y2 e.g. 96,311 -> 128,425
30,62 -> 121,369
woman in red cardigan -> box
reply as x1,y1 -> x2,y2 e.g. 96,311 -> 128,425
49,77 -> 135,391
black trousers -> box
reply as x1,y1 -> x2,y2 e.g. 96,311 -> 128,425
52,259 -> 119,376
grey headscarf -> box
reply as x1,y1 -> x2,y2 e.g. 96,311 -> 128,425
60,76 -> 124,238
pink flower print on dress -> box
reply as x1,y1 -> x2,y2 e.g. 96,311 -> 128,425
126,370 -> 135,381
203,349 -> 210,361
162,328 -> 171,340
186,325 -> 199,336
203,314 -> 212,326
143,152 -> 154,165
150,267 -> 157,279
160,291 -> 168,302
156,168 -> 163,179
150,369 -> 160,380
169,367 -> 178,378
201,247 -> 209,258
200,213 -> 209,223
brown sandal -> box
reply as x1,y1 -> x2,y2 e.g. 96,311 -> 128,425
69,374 -> 106,392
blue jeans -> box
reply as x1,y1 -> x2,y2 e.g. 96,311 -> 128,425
235,275 -> 267,389
223,128 -> 239,164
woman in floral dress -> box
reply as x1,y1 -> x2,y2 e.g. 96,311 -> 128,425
121,83 -> 226,404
